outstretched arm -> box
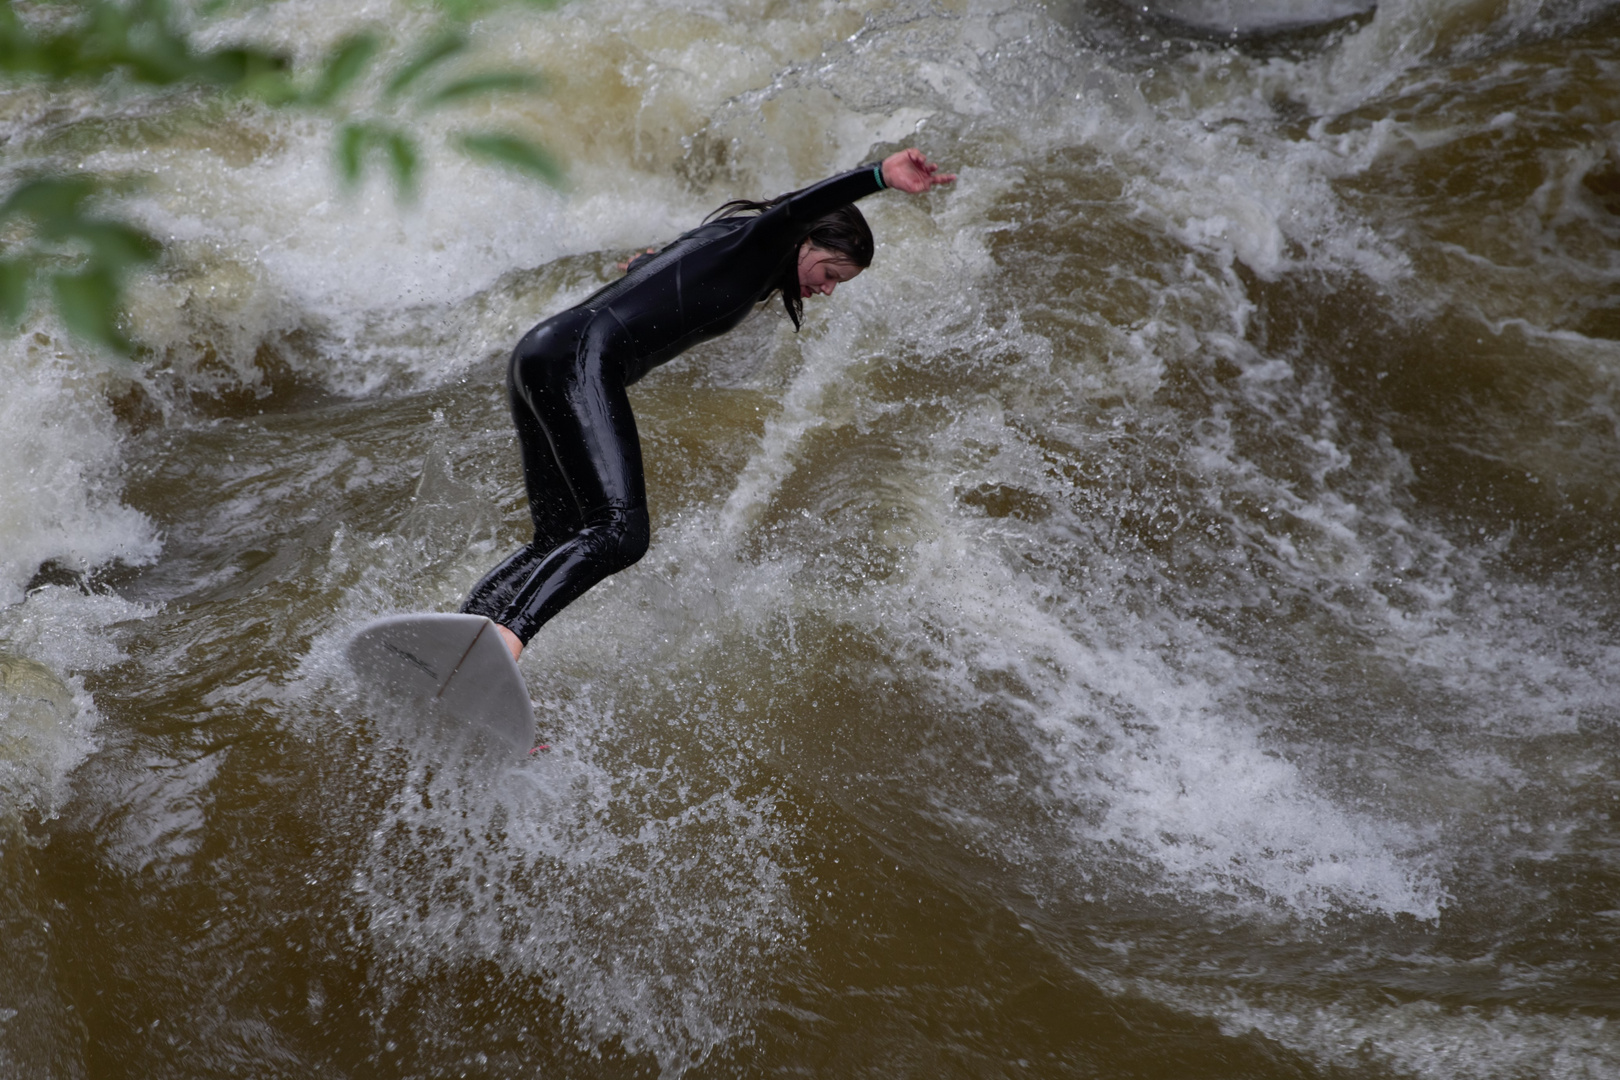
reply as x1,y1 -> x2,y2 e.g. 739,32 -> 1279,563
880,148 -> 956,193
772,148 -> 956,227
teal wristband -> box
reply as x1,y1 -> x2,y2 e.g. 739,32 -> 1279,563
873,163 -> 886,189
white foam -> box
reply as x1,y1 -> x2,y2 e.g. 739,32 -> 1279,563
0,585 -> 151,830
112,115 -> 590,393
883,513 -> 1451,920
1137,984 -> 1620,1080
0,336 -> 160,607
347,714 -> 804,1071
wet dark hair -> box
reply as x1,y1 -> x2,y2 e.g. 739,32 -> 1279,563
707,196 -> 874,329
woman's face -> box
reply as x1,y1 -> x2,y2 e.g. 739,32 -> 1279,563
797,243 -> 863,298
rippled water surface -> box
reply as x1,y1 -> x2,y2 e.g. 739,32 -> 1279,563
3,0 -> 1619,1076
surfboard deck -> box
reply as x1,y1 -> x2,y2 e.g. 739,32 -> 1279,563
346,613 -> 535,756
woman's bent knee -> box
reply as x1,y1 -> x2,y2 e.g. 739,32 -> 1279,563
590,505 -> 649,574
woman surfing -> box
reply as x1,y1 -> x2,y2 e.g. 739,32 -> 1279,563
461,148 -> 957,660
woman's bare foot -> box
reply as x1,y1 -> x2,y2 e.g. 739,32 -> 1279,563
496,624 -> 523,662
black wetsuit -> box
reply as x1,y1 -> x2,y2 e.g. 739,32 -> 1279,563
462,164 -> 886,644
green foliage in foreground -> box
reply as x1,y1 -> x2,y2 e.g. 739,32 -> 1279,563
0,175 -> 160,353
0,0 -> 563,353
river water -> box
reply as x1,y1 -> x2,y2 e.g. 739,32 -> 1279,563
3,0 -> 1618,1076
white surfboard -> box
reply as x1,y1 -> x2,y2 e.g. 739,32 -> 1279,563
346,613 -> 535,756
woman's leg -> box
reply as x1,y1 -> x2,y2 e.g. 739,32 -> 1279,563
461,316 -> 650,646
459,371 -> 580,622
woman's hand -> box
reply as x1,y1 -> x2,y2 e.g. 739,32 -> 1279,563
618,247 -> 657,272
881,148 -> 956,194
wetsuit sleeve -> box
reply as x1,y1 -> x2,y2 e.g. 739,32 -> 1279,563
763,165 -> 887,234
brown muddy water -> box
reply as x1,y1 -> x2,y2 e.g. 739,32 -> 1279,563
2,0 -> 1618,1076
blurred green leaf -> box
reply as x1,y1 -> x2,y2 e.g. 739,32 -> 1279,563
52,268 -> 130,353
66,222 -> 163,269
237,65 -> 301,105
384,130 -> 419,195
334,124 -> 421,196
457,132 -> 563,185
1,0 -> 290,89
2,0 -> 566,351
0,259 -> 33,326
308,32 -> 380,106
384,30 -> 467,99
434,0 -> 562,20
0,173 -> 160,351
0,176 -> 99,224
195,47 -> 291,92
336,122 -> 370,186
425,70 -> 543,107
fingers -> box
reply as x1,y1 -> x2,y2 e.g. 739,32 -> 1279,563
883,148 -> 956,193
617,246 -> 658,272
912,148 -> 957,187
